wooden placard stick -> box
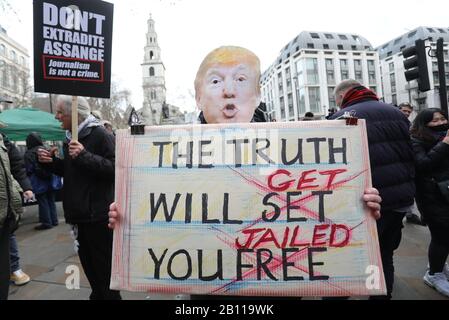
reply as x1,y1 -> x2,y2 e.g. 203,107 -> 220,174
72,96 -> 79,141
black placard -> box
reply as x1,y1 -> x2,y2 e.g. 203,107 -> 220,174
33,0 -> 113,98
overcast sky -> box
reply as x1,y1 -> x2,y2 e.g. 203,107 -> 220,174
2,0 -> 449,113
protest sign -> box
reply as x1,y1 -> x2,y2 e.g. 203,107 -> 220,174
33,0 -> 113,98
111,120 -> 386,297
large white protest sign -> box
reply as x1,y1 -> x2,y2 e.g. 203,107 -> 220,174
111,121 -> 386,297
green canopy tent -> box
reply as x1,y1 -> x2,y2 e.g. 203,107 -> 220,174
0,107 -> 65,141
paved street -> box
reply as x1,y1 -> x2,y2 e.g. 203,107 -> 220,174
7,203 -> 448,300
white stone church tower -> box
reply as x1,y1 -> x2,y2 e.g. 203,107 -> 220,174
141,14 -> 166,125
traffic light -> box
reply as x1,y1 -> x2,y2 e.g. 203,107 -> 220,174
402,39 -> 431,92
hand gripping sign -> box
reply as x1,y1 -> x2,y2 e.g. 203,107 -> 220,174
111,120 -> 386,297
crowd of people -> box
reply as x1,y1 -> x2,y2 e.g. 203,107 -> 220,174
1,45 -> 448,300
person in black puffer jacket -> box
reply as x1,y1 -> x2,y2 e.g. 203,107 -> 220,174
330,80 -> 415,300
38,95 -> 120,300
410,108 -> 449,297
24,132 -> 59,230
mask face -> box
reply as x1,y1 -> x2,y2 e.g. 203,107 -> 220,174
427,112 -> 448,133
428,123 -> 449,132
197,63 -> 260,124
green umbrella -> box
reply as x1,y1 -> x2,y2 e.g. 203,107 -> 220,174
0,107 -> 65,141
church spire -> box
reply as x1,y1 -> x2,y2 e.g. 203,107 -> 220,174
141,13 -> 166,126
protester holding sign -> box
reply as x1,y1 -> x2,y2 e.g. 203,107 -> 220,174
109,47 -> 381,294
38,95 -> 120,300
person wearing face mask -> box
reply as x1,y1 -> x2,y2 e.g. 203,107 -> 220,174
411,108 -> 449,297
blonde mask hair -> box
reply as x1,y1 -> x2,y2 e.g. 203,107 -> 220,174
194,46 -> 261,101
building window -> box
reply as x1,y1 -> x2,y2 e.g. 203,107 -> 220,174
308,87 -> 321,113
280,96 -> 285,120
352,35 -> 360,41
285,67 -> 292,92
278,72 -> 283,95
306,58 -> 319,85
390,73 -> 396,93
427,28 -> 435,33
310,33 -> 320,39
434,72 -> 439,84
340,59 -> 349,80
149,67 -> 155,76
326,71 -> 335,85
325,34 -> 334,39
369,71 -> 376,84
298,88 -> 306,116
408,31 -> 417,38
392,94 -> 397,105
0,44 -> 5,56
325,59 -> 335,85
11,74 -> 17,91
389,62 -> 394,73
338,34 -> 348,40
288,93 -> 294,118
393,37 -> 402,45
328,87 -> 336,108
296,60 -> 304,87
150,51 -> 154,60
351,45 -> 357,50
323,44 -> 329,49
337,45 -> 344,50
10,50 -> 16,62
307,43 -> 314,49
354,60 -> 363,82
150,89 -> 157,100
368,60 -> 376,84
0,68 -> 7,87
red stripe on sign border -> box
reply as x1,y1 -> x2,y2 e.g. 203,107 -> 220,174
42,55 -> 104,83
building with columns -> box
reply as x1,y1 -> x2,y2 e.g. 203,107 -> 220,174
261,31 -> 382,121
0,25 -> 31,110
376,26 -> 449,114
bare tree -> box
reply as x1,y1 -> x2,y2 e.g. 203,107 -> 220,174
86,80 -> 132,129
12,65 -> 32,107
